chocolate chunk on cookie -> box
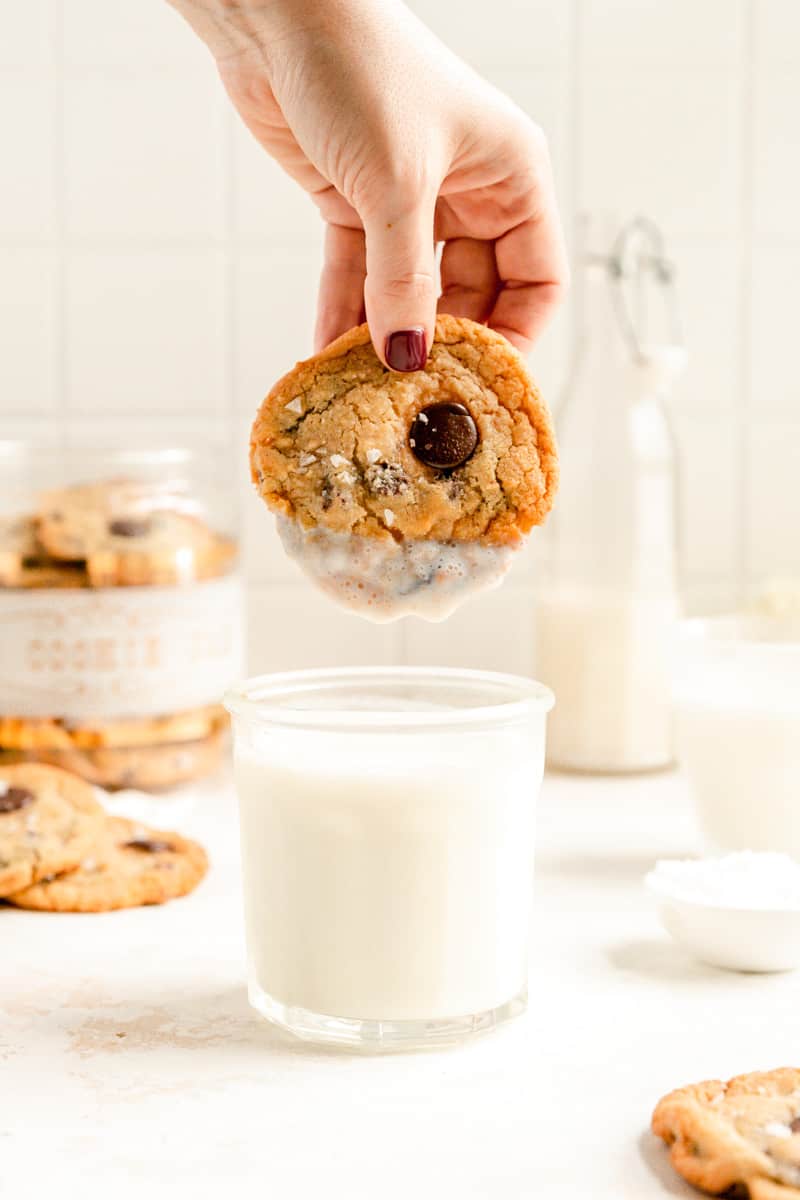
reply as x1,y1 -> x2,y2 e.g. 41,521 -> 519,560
8,814 -> 208,911
251,314 -> 557,544
0,763 -> 103,897
653,1069 -> 800,1198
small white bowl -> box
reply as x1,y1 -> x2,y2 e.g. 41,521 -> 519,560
646,870 -> 800,973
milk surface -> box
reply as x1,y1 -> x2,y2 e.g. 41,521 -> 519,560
235,732 -> 540,1021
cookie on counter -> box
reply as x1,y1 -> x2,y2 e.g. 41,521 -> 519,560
8,814 -> 208,911
250,315 -> 558,620
653,1068 -> 800,1198
35,480 -> 236,586
0,763 -> 104,897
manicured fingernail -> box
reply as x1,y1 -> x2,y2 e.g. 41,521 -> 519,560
385,328 -> 427,372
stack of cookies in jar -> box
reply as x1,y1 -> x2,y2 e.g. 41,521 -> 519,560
0,467 -> 242,791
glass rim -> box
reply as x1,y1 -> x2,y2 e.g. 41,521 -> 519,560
224,666 -> 554,732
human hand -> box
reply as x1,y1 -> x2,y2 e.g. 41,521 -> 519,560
170,0 -> 568,369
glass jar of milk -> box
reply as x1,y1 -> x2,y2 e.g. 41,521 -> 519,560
225,667 -> 553,1049
534,219 -> 685,773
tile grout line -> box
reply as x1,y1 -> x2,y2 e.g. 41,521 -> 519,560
568,0 -> 583,265
221,101 -> 237,458
737,0 -> 756,602
53,0 -> 68,441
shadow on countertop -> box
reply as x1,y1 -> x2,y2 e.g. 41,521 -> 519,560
637,1129 -> 701,1197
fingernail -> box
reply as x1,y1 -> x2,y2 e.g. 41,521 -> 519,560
385,328 -> 427,372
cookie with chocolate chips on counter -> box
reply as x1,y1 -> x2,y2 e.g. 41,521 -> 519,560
8,813 -> 208,911
653,1068 -> 800,1198
35,479 -> 236,586
250,314 -> 558,620
0,763 -> 104,896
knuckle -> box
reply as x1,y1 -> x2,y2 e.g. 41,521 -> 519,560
516,117 -> 549,162
358,157 -> 439,218
369,270 -> 435,300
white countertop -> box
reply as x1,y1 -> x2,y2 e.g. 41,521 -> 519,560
3,768 -> 795,1200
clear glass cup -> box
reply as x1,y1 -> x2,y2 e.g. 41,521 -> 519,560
674,615 -> 800,855
225,667 -> 554,1050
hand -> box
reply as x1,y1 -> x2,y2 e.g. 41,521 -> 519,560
170,0 -> 568,369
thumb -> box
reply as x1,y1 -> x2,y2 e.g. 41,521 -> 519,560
362,190 -> 437,372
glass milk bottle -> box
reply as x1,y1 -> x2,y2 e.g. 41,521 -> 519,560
534,218 -> 685,773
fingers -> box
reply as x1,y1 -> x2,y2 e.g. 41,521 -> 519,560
361,190 -> 438,371
489,221 -> 567,355
489,167 -> 569,355
438,238 -> 500,324
314,223 -> 367,351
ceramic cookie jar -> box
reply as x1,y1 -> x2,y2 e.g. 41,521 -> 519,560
0,442 -> 243,790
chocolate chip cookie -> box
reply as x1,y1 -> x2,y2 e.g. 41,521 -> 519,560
7,814 -> 208,911
0,729 -> 226,792
0,514 -> 87,588
251,314 -> 557,544
35,479 -> 236,586
0,705 -> 226,752
0,763 -> 104,896
653,1069 -> 800,1198
250,316 -> 557,619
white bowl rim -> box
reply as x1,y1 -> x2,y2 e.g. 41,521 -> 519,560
645,873 -> 800,916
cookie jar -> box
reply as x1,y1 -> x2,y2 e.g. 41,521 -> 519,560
0,440 -> 244,790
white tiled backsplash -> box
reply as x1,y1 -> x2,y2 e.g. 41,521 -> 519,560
2,0 -> 798,675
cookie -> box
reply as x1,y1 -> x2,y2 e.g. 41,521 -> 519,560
0,728 -> 227,791
7,814 -> 208,911
0,514 -> 87,588
0,705 -> 227,751
251,314 -> 557,545
35,479 -> 236,586
0,762 -> 103,897
652,1069 -> 800,1198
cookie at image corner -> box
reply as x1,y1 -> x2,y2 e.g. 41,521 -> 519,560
7,813 -> 208,912
0,762 -> 104,897
652,1068 -> 800,1198
250,314 -> 558,546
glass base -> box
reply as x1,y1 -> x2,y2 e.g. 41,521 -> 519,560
249,983 -> 528,1051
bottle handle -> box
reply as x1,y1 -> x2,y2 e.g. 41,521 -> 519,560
590,216 -> 684,364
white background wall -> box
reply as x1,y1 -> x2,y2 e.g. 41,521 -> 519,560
2,0 -> 798,676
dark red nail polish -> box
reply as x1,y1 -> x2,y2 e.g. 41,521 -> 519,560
385,328 -> 427,372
